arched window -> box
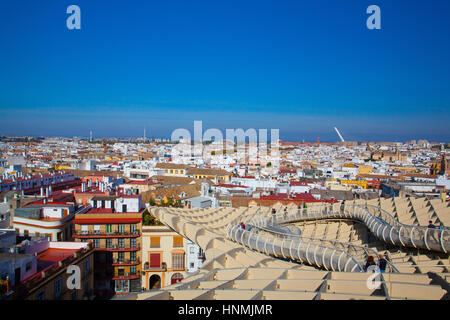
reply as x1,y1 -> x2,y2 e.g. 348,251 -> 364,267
171,273 -> 183,285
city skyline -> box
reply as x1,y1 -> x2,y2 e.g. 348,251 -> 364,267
1,0 -> 449,141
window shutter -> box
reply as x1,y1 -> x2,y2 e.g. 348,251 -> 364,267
173,236 -> 183,247
150,237 -> 160,248
149,253 -> 161,268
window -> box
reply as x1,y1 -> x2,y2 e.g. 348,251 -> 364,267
118,252 -> 124,262
173,236 -> 183,248
189,247 -> 195,254
130,224 -> 136,233
130,238 -> 136,248
25,261 -> 32,272
106,238 -> 112,248
149,253 -> 161,268
172,253 -> 185,270
118,238 -> 125,248
93,239 -> 100,248
81,225 -> 88,234
150,237 -> 160,248
190,262 -> 195,268
106,224 -> 112,233
130,266 -> 136,275
94,225 -> 100,234
130,251 -> 136,262
37,290 -> 45,300
55,278 -> 62,298
118,224 -> 125,233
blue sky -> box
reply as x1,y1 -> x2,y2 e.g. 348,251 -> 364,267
0,0 -> 449,142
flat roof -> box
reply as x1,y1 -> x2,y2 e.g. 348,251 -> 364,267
36,248 -> 78,271
91,196 -> 117,201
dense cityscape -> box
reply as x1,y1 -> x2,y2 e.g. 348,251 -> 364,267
0,133 -> 449,300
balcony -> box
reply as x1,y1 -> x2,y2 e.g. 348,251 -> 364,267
143,262 -> 167,272
112,258 -> 141,266
73,230 -> 141,238
112,271 -> 141,280
95,245 -> 140,252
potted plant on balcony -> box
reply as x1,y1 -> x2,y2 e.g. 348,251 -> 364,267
144,262 -> 149,270
161,262 -> 167,271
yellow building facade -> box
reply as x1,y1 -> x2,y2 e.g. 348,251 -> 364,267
141,226 -> 188,290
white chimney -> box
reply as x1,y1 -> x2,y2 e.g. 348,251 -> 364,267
49,185 -> 52,196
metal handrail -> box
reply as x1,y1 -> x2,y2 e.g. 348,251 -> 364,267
265,204 -> 449,253
361,204 -> 450,232
225,202 -> 449,271
247,221 -> 400,273
226,224 -> 364,272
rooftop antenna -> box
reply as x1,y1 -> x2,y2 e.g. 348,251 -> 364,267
334,127 -> 345,142
89,130 -> 93,143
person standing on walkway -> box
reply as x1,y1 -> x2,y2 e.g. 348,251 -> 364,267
364,256 -> 376,272
378,254 -> 387,273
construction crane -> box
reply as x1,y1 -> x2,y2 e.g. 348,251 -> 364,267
334,127 -> 345,142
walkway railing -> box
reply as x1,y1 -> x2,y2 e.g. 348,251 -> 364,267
246,222 -> 400,273
225,201 -> 450,272
226,224 -> 365,273
271,204 -> 450,253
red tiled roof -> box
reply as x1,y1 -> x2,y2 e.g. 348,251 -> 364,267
289,181 -> 311,186
24,200 -> 74,207
279,169 -> 296,174
37,248 -> 77,264
260,193 -> 316,201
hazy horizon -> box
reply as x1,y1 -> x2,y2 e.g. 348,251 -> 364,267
1,0 -> 449,142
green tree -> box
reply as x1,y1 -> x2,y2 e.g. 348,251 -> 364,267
148,198 -> 156,206
142,209 -> 164,226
